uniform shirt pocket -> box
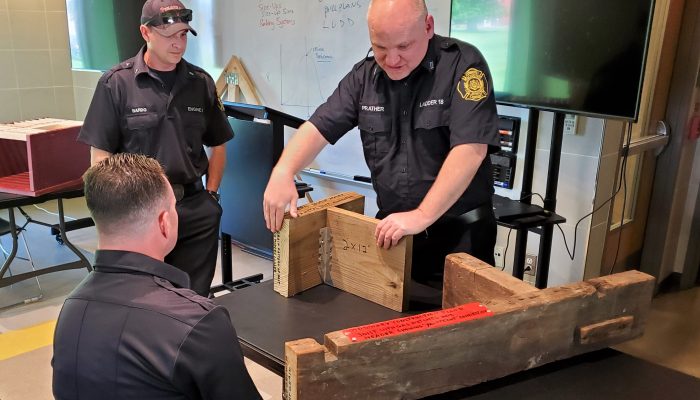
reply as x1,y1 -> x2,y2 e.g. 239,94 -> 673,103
413,107 -> 452,156
124,112 -> 159,152
414,107 -> 450,130
183,114 -> 207,153
358,112 -> 393,158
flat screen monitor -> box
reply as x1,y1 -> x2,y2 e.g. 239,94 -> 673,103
450,0 -> 655,120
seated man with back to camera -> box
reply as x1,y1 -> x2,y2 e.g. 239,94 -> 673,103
52,153 -> 261,400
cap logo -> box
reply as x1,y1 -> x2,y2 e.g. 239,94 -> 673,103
457,68 -> 487,102
160,5 -> 182,12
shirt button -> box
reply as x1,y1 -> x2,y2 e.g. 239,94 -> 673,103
402,110 -> 407,116
401,167 -> 406,173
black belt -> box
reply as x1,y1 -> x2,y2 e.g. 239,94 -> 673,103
455,202 -> 493,225
171,180 -> 203,201
378,202 -> 493,228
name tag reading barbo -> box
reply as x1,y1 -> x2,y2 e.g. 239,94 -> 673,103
187,106 -> 203,113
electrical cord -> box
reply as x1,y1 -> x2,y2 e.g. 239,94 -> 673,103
555,122 -> 634,264
500,193 -> 543,272
32,204 -> 77,221
0,241 -> 10,257
501,227 -> 513,271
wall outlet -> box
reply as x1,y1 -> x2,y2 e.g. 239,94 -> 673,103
524,254 -> 538,277
494,246 -> 505,268
563,114 -> 579,135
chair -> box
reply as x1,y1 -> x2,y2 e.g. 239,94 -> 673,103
0,216 -> 44,307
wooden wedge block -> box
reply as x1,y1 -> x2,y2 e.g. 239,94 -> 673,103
285,253 -> 655,400
273,192 -> 364,297
323,207 -> 412,312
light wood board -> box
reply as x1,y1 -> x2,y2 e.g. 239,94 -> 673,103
324,207 -> 412,312
273,192 -> 364,297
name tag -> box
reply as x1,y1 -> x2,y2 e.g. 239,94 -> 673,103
361,105 -> 385,112
187,106 -> 204,113
419,99 -> 444,108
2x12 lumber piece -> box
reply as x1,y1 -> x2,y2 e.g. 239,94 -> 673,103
285,253 -> 655,400
323,207 -> 412,312
273,192 -> 364,297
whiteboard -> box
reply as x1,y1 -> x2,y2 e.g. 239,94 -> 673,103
185,0 -> 451,178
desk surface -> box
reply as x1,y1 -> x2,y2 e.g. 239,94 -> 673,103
0,187 -> 84,208
215,280 -> 406,372
216,281 -> 700,399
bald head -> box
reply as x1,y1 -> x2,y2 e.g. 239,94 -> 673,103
368,0 -> 427,22
367,0 -> 434,80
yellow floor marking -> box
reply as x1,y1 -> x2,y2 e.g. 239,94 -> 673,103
0,320 -> 56,361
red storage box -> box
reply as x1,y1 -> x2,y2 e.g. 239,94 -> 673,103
0,118 -> 89,196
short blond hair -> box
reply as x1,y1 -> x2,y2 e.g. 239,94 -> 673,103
83,153 -> 169,235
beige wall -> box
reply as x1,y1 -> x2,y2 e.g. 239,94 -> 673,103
72,69 -> 101,121
0,0 -> 75,123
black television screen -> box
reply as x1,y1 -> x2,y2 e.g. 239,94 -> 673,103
450,0 -> 654,120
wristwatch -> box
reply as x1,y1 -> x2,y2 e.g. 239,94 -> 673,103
207,190 -> 220,202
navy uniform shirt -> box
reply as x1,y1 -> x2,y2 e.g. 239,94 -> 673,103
52,250 -> 261,400
78,46 -> 233,185
309,34 -> 500,216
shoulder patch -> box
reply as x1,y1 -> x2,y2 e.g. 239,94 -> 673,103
457,68 -> 488,102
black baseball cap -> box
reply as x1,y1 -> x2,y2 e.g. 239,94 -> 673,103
141,0 -> 198,36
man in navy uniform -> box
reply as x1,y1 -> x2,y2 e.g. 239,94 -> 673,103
263,0 -> 500,288
78,0 -> 231,296
52,154 -> 261,400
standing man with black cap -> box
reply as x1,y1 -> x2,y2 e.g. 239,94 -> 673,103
78,0 -> 232,297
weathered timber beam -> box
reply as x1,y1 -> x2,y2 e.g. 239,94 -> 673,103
443,253 -> 539,308
285,253 -> 655,400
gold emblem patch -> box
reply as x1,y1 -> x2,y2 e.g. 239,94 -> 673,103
457,68 -> 488,102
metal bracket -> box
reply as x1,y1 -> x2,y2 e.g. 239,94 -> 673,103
318,227 -> 333,285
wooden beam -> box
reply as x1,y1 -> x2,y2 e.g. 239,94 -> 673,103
443,253 -> 539,308
273,192 -> 364,297
285,253 -> 655,400
324,207 -> 412,312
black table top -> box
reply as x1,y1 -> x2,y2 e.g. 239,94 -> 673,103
215,280 -> 407,372
216,281 -> 700,399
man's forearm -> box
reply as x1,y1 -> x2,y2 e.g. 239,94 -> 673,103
417,143 -> 487,223
206,145 -> 226,191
